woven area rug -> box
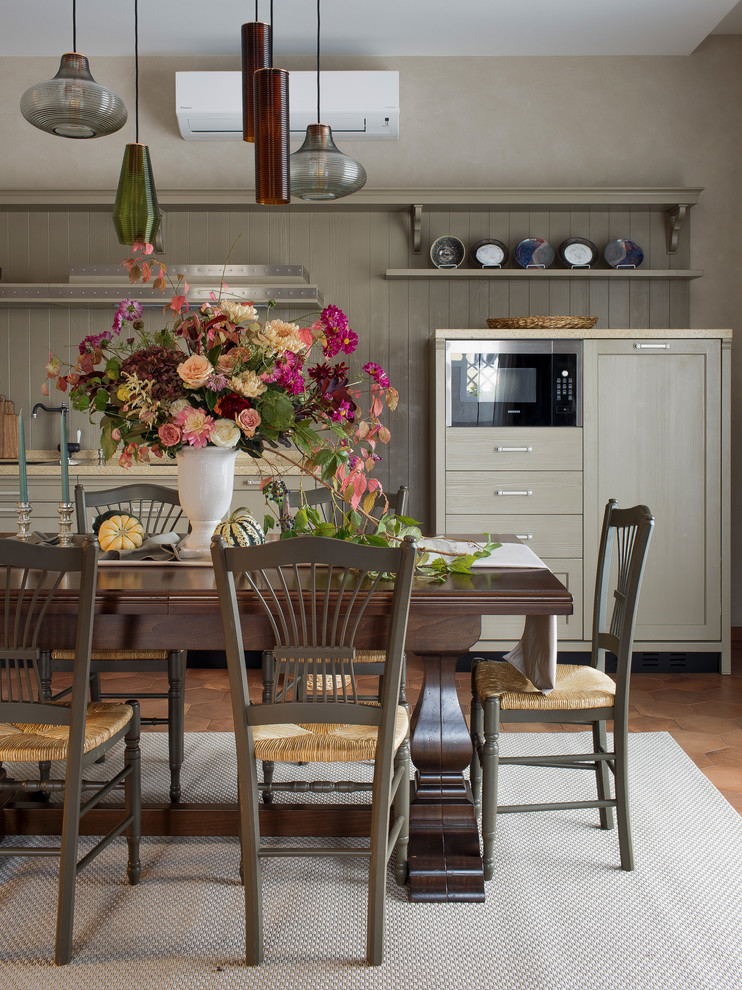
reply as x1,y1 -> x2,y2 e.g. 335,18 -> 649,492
1,731 -> 741,990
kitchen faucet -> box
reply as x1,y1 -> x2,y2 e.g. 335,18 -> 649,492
31,402 -> 81,456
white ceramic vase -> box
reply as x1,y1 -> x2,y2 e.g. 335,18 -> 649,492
176,446 -> 238,560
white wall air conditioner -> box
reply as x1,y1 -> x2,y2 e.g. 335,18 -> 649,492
175,71 -> 399,141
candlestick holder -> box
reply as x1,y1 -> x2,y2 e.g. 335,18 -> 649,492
16,501 -> 32,541
57,501 -> 74,546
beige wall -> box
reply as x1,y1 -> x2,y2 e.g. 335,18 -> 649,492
1,37 -> 740,618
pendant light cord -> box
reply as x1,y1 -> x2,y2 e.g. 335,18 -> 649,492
134,0 -> 140,143
316,0 -> 321,123
72,0 -> 77,52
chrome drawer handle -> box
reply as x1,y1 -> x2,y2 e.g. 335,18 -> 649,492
0,507 -> 18,514
495,489 -> 533,496
515,533 -> 533,541
244,479 -> 259,486
495,446 -> 532,453
634,343 -> 670,350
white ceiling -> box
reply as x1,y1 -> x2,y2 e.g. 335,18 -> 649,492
1,0 -> 742,59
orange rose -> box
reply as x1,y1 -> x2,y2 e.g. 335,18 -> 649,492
177,354 -> 213,388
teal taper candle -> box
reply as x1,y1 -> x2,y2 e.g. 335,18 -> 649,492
18,408 -> 28,502
60,412 -> 70,502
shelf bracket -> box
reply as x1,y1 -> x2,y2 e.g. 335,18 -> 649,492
667,204 -> 688,254
411,204 -> 423,255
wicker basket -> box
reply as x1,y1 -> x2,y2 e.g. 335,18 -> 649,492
486,315 -> 598,330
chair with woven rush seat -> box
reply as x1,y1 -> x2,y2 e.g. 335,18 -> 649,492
50,482 -> 188,802
0,538 -> 141,965
470,499 -> 654,877
211,533 -> 416,967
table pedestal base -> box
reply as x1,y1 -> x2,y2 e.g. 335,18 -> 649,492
407,653 -> 485,902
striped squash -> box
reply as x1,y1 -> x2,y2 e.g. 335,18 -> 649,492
213,507 -> 265,547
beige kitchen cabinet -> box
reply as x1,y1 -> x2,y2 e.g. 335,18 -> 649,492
432,328 -> 731,672
582,337 -> 729,660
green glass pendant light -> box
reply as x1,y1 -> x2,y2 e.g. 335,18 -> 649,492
112,0 -> 160,246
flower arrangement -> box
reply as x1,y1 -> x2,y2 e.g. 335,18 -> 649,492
44,244 -> 398,529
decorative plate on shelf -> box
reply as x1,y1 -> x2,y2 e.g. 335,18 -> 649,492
514,237 -> 555,269
430,235 -> 466,269
604,238 -> 644,269
470,238 -> 509,268
558,237 -> 599,268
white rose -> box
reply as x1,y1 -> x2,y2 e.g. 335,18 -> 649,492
169,398 -> 190,416
220,300 -> 258,325
210,418 -> 241,448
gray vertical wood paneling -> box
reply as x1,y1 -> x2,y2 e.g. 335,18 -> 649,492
0,202 -> 696,531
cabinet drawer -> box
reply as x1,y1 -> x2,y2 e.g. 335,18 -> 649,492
444,514 -> 582,558
446,427 -> 582,472
446,471 -> 582,514
476,558 -> 583,645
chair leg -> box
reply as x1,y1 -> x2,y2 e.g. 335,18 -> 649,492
366,806 -> 389,966
167,651 -> 186,803
55,726 -> 86,965
481,697 -> 501,882
614,721 -> 635,871
125,700 -> 142,885
238,756 -> 263,965
470,665 -> 483,815
393,736 -> 410,885
90,672 -> 106,764
593,719 -> 614,830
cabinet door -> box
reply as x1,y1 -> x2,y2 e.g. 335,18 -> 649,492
583,339 -> 721,641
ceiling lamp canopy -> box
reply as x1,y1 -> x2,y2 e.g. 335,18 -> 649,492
112,0 -> 160,246
19,1 -> 127,139
290,0 -> 366,202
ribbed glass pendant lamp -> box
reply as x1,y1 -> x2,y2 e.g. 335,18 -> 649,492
290,0 -> 366,202
241,2 -> 271,143
112,0 -> 160,246
20,0 -> 127,138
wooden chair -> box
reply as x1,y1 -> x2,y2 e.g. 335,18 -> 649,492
470,499 -> 654,877
286,482 -> 409,530
0,538 -> 141,965
211,534 -> 417,966
50,482 -> 188,802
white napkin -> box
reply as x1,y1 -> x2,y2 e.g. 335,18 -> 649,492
503,615 -> 558,693
419,538 -> 549,569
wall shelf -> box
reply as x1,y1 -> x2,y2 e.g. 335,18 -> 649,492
385,268 -> 703,280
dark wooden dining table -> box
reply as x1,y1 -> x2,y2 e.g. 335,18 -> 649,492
2,546 -> 572,902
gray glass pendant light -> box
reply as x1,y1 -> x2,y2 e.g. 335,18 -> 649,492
112,0 -> 160,246
289,0 -> 366,201
20,0 -> 127,139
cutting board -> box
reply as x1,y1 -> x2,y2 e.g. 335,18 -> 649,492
0,396 -> 19,459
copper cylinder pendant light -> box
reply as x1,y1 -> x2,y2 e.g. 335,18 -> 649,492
290,0 -> 366,201
20,0 -> 127,139
241,2 -> 272,143
112,0 -> 160,246
253,1 -> 290,206
254,67 -> 290,205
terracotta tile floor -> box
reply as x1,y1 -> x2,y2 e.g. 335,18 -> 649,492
95,645 -> 742,815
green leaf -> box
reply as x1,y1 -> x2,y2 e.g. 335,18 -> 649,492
93,388 -> 109,412
263,515 -> 275,533
259,390 -> 295,431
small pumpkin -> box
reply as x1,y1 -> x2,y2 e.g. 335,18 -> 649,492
97,513 -> 145,552
92,508 -> 125,535
213,507 -> 266,547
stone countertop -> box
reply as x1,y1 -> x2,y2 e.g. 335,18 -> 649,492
0,451 -> 302,478
434,327 -> 733,339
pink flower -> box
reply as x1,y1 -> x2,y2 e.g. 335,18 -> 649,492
173,406 -> 214,447
158,423 -> 182,447
216,352 -> 237,375
331,400 -> 353,422
236,407 -> 261,438
178,354 -> 213,388
363,361 -> 390,388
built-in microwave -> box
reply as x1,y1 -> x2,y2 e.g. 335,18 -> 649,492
445,339 -> 582,427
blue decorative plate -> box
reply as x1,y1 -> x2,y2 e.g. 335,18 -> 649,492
514,238 -> 555,269
604,238 -> 644,269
